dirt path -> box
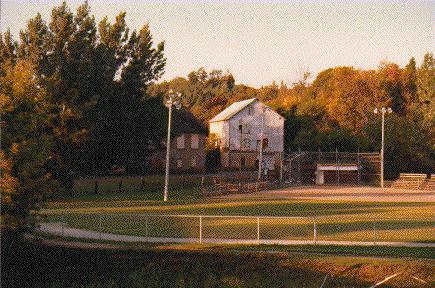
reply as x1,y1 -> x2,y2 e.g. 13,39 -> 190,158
217,186 -> 435,202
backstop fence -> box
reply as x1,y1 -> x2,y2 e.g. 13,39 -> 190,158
40,213 -> 434,246
283,150 -> 381,186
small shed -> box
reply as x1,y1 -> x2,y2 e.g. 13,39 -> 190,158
315,163 -> 359,185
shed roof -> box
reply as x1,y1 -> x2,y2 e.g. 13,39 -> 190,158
209,98 -> 257,123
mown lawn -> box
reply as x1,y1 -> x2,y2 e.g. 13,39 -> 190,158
43,180 -> 435,244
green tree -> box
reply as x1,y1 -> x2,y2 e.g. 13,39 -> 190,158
0,60 -> 57,234
362,113 -> 434,178
377,62 -> 405,115
416,53 -> 435,138
0,29 -> 17,69
402,57 -> 417,108
6,1 -> 167,177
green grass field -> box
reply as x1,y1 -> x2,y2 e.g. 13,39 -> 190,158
42,176 -> 435,244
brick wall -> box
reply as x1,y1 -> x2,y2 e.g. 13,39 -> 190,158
170,133 -> 206,173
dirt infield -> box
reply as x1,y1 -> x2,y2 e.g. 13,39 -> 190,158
219,186 -> 435,202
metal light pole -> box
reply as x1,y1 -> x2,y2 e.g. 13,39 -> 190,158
258,106 -> 270,180
163,90 -> 181,201
374,107 -> 392,188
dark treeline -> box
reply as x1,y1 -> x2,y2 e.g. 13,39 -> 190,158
1,1 -> 434,232
0,1 -> 168,232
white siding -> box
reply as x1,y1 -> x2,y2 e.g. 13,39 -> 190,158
209,100 -> 284,153
227,101 -> 283,153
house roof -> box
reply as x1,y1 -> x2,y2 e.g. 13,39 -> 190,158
209,98 -> 258,123
172,108 -> 208,135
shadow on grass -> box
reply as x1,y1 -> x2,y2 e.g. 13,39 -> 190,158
2,237 -> 382,288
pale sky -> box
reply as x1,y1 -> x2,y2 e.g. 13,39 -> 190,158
1,0 -> 434,87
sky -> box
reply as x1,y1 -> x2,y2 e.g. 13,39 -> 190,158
1,0 -> 434,88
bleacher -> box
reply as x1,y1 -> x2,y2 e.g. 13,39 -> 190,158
420,174 -> 435,191
202,176 -> 269,196
390,173 -> 427,190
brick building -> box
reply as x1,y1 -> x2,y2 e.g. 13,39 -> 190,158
149,110 -> 207,173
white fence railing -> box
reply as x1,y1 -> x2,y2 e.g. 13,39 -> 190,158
39,214 -> 435,247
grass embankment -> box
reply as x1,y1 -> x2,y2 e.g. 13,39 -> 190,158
3,237 -> 435,288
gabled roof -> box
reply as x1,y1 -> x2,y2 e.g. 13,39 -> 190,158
209,98 -> 258,123
173,108 -> 208,135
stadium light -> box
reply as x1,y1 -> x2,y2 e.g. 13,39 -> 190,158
163,90 -> 181,202
374,107 -> 392,188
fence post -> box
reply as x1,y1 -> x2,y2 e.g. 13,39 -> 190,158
257,217 -> 260,245
199,216 -> 203,244
357,149 -> 361,185
145,216 -> 148,240
94,180 -> 99,195
61,214 -> 65,237
141,176 -> 145,191
313,219 -> 317,244
373,221 -> 376,245
119,180 -> 122,193
99,213 -> 102,240
297,147 -> 301,183
336,148 -> 339,186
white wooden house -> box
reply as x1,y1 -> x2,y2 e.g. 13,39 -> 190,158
209,98 -> 284,172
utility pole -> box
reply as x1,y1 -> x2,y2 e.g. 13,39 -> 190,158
258,110 -> 265,180
257,106 -> 273,181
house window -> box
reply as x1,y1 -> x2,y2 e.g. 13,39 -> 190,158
177,159 -> 183,168
191,156 -> 197,167
263,138 -> 269,148
176,134 -> 185,149
257,138 -> 269,149
191,134 -> 199,149
248,106 -> 253,115
244,124 -> 250,134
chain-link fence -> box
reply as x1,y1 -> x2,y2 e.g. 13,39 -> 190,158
40,213 -> 435,246
59,149 -> 382,198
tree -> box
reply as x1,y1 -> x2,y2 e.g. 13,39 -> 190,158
362,113 -> 434,178
0,29 -> 17,69
416,53 -> 435,137
0,60 -> 57,234
402,57 -> 417,108
5,1 -> 168,177
377,62 -> 405,114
